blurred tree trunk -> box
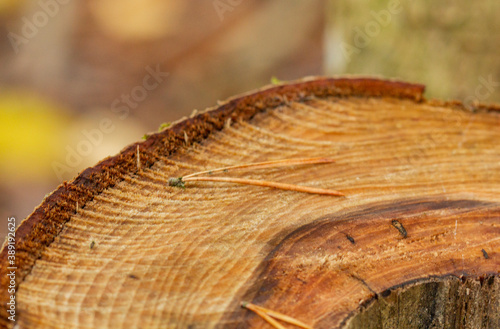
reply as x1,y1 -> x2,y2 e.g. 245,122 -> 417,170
326,0 -> 500,105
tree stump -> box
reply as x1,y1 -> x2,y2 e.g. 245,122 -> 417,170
1,77 -> 499,328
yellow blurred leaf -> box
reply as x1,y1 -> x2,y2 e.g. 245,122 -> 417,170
0,91 -> 70,180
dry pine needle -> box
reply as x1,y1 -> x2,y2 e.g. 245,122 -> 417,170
168,157 -> 344,196
241,302 -> 313,329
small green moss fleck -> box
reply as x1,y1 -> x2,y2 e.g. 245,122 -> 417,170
142,134 -> 149,140
158,122 -> 171,131
168,177 -> 185,188
271,76 -> 283,85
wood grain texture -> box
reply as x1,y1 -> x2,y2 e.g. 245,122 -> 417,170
1,77 -> 499,328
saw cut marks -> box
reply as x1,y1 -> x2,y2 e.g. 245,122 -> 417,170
2,79 -> 499,329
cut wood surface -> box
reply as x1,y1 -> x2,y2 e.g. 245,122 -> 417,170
1,77 -> 499,328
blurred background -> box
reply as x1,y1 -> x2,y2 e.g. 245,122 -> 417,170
1,0 -> 499,242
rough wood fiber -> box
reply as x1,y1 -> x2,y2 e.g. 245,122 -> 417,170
0,77 -> 499,328
346,276 -> 500,329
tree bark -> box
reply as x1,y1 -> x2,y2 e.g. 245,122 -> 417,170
1,78 -> 499,328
